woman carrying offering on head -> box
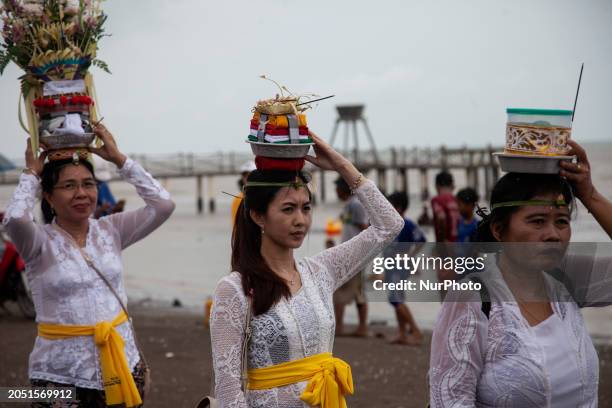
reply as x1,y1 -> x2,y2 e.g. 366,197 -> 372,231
428,140 -> 612,407
210,130 -> 404,408
3,124 -> 175,408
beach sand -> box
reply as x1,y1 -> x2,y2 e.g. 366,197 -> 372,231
1,302 -> 612,408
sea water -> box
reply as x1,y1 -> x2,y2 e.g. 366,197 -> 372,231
1,141 -> 611,338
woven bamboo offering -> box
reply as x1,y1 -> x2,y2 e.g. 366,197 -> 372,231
0,0 -> 110,160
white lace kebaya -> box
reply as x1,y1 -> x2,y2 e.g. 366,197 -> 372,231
2,158 -> 175,390
429,255 -> 603,408
211,179 -> 404,408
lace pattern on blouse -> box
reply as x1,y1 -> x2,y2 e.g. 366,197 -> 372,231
210,180 -> 403,407
3,158 -> 175,389
429,257 -> 599,407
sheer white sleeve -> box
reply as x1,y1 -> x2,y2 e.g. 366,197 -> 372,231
210,275 -> 249,408
307,179 -> 404,289
2,173 -> 45,262
428,295 -> 488,408
560,252 -> 612,307
101,158 -> 175,249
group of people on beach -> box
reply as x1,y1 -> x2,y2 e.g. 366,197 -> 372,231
4,122 -> 612,407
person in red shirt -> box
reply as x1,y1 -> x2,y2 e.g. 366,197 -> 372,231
431,171 -> 460,243
431,171 -> 460,300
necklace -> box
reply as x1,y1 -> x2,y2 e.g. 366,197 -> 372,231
73,234 -> 87,247
286,269 -> 300,286
277,267 -> 300,286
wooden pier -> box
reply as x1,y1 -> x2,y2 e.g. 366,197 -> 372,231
0,146 -> 501,214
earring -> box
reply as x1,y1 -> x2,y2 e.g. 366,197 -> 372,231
261,225 -> 265,235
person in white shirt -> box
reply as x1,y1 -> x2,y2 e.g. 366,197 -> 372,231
3,124 -> 175,407
429,141 -> 612,407
211,131 -> 403,408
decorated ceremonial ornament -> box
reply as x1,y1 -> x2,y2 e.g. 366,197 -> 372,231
247,76 -> 323,160
494,108 -> 576,174
0,0 -> 110,160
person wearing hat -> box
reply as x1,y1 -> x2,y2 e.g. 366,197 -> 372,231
429,141 -> 612,407
210,131 -> 404,408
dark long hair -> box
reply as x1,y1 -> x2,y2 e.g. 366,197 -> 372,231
231,169 -> 312,316
475,172 -> 575,242
40,159 -> 96,224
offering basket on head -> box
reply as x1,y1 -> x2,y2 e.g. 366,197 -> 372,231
494,108 -> 576,174
2,0 -> 109,161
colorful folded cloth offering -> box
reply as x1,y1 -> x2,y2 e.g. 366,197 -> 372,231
252,112 -> 308,128
250,125 -> 310,136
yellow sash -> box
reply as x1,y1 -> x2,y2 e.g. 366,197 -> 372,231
37,311 -> 142,407
248,352 -> 353,408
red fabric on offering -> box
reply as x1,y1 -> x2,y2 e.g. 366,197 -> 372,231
255,156 -> 305,171
249,124 -> 309,136
266,126 -> 309,136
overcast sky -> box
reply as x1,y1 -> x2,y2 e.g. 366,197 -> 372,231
1,0 -> 611,159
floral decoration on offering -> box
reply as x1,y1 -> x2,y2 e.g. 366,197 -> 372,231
0,0 -> 109,85
0,0 -> 109,159
503,109 -> 573,157
33,94 -> 94,107
505,123 -> 571,156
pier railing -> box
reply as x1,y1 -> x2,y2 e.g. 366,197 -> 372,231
1,145 -> 502,213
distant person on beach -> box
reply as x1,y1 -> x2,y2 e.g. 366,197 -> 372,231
3,125 -> 175,407
333,176 -> 370,337
384,191 -> 426,346
431,171 -> 460,300
431,171 -> 459,243
210,131 -> 403,407
92,155 -> 126,219
231,161 -> 256,224
429,140 -> 612,407
456,187 -> 480,242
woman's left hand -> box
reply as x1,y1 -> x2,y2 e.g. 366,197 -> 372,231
304,131 -> 350,171
559,140 -> 595,206
90,123 -> 127,168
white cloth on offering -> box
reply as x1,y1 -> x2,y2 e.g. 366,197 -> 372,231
51,113 -> 85,137
264,135 -> 311,144
248,129 -> 310,143
43,80 -> 86,96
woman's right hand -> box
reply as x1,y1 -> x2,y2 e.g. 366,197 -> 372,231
24,138 -> 46,176
559,140 -> 595,206
561,140 -> 612,238
90,123 -> 127,168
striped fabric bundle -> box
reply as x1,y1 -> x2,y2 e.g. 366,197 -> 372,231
249,112 -> 312,144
